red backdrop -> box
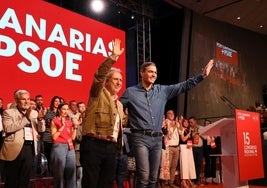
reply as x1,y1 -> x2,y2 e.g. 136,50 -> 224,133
0,0 -> 126,107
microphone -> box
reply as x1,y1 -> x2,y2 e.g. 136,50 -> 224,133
220,96 -> 238,110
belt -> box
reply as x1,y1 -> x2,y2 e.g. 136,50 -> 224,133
24,140 -> 34,145
83,134 -> 116,143
131,130 -> 163,137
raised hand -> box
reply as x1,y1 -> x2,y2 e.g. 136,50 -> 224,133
110,38 -> 124,59
202,59 -> 214,78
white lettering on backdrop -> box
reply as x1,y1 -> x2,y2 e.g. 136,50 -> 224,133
0,8 -> 113,82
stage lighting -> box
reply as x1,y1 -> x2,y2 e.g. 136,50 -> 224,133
91,0 -> 104,13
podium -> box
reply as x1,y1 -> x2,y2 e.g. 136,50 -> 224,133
199,110 -> 264,188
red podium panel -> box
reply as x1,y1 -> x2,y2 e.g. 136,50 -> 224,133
235,109 -> 264,181
199,112 -> 264,188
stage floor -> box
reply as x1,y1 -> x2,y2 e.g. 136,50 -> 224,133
194,184 -> 267,188
0,178 -> 266,188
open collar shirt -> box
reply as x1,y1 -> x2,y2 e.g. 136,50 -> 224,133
120,74 -> 203,132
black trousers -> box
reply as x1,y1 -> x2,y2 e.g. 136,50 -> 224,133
204,146 -> 217,178
5,144 -> 34,188
193,146 -> 203,182
80,136 -> 117,188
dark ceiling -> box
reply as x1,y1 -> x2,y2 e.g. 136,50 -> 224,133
165,0 -> 267,35
44,0 -> 180,31
45,0 -> 267,35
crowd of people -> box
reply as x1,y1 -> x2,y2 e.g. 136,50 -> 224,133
0,92 -> 87,188
0,38 -> 215,188
158,111 -> 222,188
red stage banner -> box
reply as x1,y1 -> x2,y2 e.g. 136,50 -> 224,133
235,109 -> 264,181
215,42 -> 240,85
216,42 -> 238,66
0,0 -> 126,106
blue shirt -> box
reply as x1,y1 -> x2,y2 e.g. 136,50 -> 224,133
120,74 -> 203,131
